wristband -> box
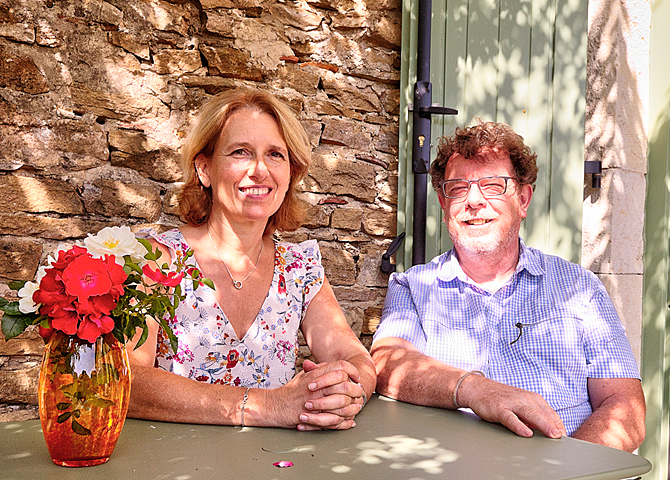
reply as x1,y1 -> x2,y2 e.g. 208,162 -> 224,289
452,370 -> 485,408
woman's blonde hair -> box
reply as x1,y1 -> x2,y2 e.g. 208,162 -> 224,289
178,88 -> 311,235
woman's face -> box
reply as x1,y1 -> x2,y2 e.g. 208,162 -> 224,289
196,108 -> 291,228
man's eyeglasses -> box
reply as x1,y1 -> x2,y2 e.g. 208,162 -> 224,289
439,176 -> 517,199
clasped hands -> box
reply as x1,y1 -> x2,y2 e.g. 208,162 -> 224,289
278,359 -> 365,431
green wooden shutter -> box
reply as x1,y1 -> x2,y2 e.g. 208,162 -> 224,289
397,0 -> 587,269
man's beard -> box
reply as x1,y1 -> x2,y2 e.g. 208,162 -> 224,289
448,213 -> 522,260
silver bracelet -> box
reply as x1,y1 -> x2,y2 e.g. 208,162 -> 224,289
452,370 -> 485,408
355,382 -> 368,406
241,387 -> 251,427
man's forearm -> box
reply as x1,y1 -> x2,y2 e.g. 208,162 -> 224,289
571,382 -> 646,452
371,338 -> 468,408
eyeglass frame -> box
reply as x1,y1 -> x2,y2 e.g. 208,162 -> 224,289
438,175 -> 519,199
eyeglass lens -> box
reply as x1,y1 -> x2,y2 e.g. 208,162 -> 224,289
442,177 -> 510,198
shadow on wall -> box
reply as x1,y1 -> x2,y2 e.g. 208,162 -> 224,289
583,0 -> 646,273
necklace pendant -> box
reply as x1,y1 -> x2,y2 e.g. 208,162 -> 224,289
233,280 -> 243,290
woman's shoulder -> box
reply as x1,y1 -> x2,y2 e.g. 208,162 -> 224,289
275,239 -> 322,272
140,228 -> 189,254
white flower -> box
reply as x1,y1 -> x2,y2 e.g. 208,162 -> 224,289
35,265 -> 49,284
84,226 -> 146,266
18,282 -> 40,314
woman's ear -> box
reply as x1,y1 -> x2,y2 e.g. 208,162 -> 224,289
194,154 -> 211,188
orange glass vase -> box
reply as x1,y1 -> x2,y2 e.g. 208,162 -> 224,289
38,332 -> 131,467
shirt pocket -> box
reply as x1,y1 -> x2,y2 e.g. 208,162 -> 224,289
507,315 -> 585,374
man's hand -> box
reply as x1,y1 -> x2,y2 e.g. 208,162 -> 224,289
457,373 -> 566,439
372,337 -> 565,440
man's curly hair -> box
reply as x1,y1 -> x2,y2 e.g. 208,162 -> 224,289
429,121 -> 539,193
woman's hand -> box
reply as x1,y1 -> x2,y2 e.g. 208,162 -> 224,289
266,359 -> 364,430
297,360 -> 365,430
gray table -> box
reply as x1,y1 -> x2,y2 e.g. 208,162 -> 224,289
0,394 -> 651,479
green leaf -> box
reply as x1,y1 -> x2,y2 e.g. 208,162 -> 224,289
137,238 -> 152,253
57,411 -> 72,423
132,325 -> 149,350
7,280 -> 27,291
87,397 -> 116,408
56,402 -> 71,411
202,278 -> 215,290
0,297 -> 8,308
71,419 -> 92,436
1,313 -> 35,340
0,301 -> 24,316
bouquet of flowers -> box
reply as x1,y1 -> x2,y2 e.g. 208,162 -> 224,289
0,226 -> 211,348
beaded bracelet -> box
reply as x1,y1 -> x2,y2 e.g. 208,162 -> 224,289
452,370 -> 485,408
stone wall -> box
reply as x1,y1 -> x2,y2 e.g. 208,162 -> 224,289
0,0 -> 401,421
583,0 -> 649,364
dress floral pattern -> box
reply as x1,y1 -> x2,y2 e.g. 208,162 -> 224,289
150,229 -> 324,388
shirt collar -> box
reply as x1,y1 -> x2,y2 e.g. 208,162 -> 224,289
436,237 -> 545,283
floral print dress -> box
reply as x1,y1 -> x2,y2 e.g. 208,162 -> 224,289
150,229 -> 324,389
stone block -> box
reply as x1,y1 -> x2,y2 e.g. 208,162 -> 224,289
0,122 -> 109,173
81,178 -> 162,222
582,169 -> 644,274
35,17 -> 63,48
331,208 -> 362,230
321,118 -> 373,151
363,306 -> 383,335
321,72 -> 382,113
306,148 -> 377,202
109,31 -> 150,60
0,214 -> 111,241
374,124 -> 399,155
201,0 -> 265,8
0,359 -> 40,404
357,243 -> 391,287
341,304 -> 363,336
362,209 -> 396,236
0,175 -> 84,215
0,23 -> 36,44
366,15 -> 402,49
300,200 -> 330,228
200,45 -> 264,81
598,273 -> 643,365
270,3 -> 323,31
109,128 -> 182,183
0,328 -> 44,356
0,45 -> 49,95
319,243 -> 356,286
0,237 -> 42,281
152,49 -> 202,75
276,65 -> 320,96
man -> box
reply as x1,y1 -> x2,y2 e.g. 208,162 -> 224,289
371,122 -> 645,452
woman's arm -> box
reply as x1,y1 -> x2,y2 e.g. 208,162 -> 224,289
298,277 -> 377,429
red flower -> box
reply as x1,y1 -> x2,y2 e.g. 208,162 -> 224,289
62,255 -> 113,301
142,265 -> 184,287
226,350 -> 240,369
77,314 -> 115,344
32,247 -> 127,343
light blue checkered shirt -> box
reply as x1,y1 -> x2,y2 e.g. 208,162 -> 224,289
374,239 -> 640,436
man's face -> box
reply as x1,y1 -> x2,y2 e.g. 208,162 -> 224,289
437,151 -> 533,259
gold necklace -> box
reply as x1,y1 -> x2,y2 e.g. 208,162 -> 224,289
207,226 -> 263,290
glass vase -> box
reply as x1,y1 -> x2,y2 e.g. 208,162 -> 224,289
38,332 -> 131,467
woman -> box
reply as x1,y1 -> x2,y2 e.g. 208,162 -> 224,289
128,88 -> 376,431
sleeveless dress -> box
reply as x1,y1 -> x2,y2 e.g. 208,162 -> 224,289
150,229 -> 324,388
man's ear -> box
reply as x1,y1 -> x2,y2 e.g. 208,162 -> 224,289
437,189 -> 449,221
518,183 -> 533,218
194,154 -> 211,188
